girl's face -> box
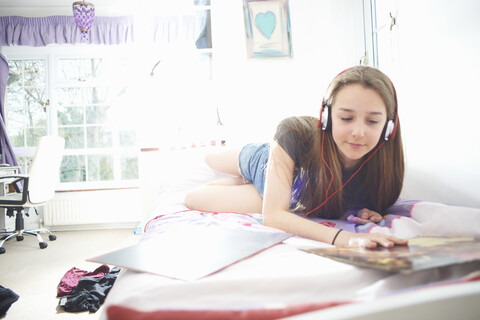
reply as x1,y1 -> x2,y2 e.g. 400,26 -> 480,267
331,84 -> 388,169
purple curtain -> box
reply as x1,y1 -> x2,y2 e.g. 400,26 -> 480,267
0,15 -> 134,46
0,53 -> 19,167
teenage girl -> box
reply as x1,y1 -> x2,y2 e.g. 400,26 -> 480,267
185,66 -> 408,248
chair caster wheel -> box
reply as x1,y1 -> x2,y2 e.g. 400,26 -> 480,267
49,235 -> 57,241
0,247 -> 5,254
16,235 -> 24,241
39,242 -> 48,249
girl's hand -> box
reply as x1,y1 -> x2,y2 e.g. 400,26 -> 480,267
347,208 -> 384,225
335,230 -> 408,249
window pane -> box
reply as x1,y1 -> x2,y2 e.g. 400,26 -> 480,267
9,130 -> 25,148
25,105 -> 47,127
86,105 -> 109,124
61,127 -> 85,149
57,87 -> 108,106
7,107 -> 25,125
60,155 -> 86,183
58,106 -> 85,126
6,74 -> 22,91
7,61 -> 21,83
88,155 -> 113,181
119,130 -> 137,147
23,60 -> 46,86
86,87 -> 109,105
57,88 -> 84,106
57,58 -> 103,81
7,107 -> 25,147
26,128 -> 47,147
87,126 -> 112,148
5,89 -> 23,108
7,59 -> 47,148
121,155 -> 139,180
23,89 -> 46,109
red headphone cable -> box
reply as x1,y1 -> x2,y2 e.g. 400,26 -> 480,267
321,130 -> 334,198
303,140 -> 386,218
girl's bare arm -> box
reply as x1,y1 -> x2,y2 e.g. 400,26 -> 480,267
262,142 -> 407,248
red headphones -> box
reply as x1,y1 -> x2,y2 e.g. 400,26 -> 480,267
306,68 -> 399,218
319,97 -> 398,141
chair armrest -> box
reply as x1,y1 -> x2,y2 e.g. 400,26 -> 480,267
0,174 -> 28,180
0,175 -> 29,204
0,174 -> 28,186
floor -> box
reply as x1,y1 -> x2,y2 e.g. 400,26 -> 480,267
0,228 -> 139,319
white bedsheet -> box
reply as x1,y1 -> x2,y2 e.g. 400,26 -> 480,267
100,148 -> 480,320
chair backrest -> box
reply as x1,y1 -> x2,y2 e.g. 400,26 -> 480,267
27,136 -> 65,204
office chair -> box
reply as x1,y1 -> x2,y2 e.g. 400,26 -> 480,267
0,136 -> 65,254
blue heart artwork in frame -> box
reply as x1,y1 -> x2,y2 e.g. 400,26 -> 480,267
243,0 -> 292,58
255,11 -> 276,39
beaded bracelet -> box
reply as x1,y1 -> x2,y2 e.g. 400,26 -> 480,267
332,229 -> 343,245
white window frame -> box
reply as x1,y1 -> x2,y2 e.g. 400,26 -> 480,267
1,44 -> 140,191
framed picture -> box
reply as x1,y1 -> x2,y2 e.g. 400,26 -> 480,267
243,0 -> 292,58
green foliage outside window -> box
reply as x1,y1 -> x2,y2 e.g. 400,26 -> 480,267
6,56 -> 139,186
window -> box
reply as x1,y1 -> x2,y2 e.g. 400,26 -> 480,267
6,58 -> 48,146
2,1 -> 214,189
3,45 -> 139,190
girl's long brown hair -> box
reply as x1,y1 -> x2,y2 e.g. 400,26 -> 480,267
277,66 -> 404,219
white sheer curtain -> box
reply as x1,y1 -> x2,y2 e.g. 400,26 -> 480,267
137,5 -> 214,150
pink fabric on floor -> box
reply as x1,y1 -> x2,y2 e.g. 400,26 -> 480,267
57,265 -> 110,297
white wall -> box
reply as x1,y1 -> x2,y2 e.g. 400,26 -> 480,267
375,0 -> 480,208
212,0 -> 368,145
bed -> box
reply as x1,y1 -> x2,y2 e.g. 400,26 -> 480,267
99,147 -> 480,320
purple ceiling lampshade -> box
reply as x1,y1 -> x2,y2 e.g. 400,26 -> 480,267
72,1 -> 96,41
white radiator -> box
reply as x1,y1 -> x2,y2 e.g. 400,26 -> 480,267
43,189 -> 142,227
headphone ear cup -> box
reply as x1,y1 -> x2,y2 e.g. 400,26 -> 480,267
384,120 -> 395,141
320,104 -> 329,131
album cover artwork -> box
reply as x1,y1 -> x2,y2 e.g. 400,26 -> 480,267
303,237 -> 480,273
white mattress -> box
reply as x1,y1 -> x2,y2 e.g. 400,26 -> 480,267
100,147 -> 480,320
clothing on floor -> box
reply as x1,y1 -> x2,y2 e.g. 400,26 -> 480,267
57,264 -> 110,297
0,285 -> 19,317
59,267 -> 120,313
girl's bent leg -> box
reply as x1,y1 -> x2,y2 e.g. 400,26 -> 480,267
205,148 -> 242,176
185,184 -> 263,214
207,177 -> 245,186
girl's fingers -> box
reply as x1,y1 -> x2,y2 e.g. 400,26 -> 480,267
347,215 -> 370,224
348,235 -> 408,248
389,236 -> 409,245
357,209 -> 383,223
